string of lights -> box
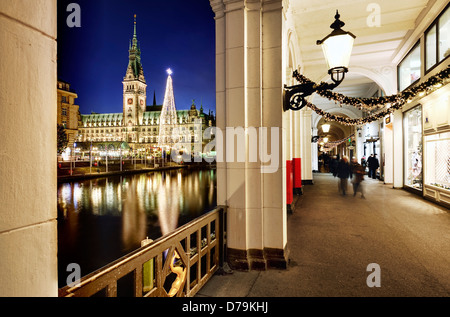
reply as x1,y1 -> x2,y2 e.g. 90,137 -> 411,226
318,133 -> 355,152
305,100 -> 400,126
293,65 -> 450,112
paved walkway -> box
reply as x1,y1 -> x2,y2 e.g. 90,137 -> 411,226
197,174 -> 450,297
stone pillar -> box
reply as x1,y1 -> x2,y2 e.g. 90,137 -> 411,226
0,0 -> 58,296
393,109 -> 403,188
311,127 -> 319,172
300,108 -> 313,183
383,116 -> 394,184
293,111 -> 302,194
210,0 -> 288,270
284,104 -> 293,210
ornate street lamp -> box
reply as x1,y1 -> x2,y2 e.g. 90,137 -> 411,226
284,10 -> 356,111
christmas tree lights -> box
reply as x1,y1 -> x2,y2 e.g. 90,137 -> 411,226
158,69 -> 179,148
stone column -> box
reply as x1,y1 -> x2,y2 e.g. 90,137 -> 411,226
300,108 -> 313,183
293,109 -> 302,195
210,0 -> 288,270
383,116 -> 394,184
393,109 -> 403,188
0,0 -> 58,296
311,127 -> 319,172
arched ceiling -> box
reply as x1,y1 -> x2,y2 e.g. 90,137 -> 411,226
288,0 -> 447,79
287,0 -> 449,101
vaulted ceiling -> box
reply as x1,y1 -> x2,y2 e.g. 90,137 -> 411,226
288,0 -> 448,134
289,0 -> 443,79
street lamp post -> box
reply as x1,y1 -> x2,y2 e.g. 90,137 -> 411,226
284,10 -> 356,111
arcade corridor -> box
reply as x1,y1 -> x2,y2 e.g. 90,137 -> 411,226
198,174 -> 450,297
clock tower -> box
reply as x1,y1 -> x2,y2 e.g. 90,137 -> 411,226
123,15 -> 147,142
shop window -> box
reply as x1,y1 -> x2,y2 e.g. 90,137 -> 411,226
425,5 -> 450,72
438,6 -> 450,61
398,43 -> 421,91
424,132 -> 450,190
403,106 -> 423,191
425,25 -> 437,70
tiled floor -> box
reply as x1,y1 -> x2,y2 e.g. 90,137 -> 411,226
197,174 -> 450,297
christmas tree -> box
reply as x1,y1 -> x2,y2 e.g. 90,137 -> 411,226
158,69 -> 179,149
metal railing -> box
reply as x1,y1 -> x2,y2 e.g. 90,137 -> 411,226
59,206 -> 226,297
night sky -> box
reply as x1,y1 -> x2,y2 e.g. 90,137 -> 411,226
57,0 -> 216,115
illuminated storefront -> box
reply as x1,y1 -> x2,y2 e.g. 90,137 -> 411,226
403,105 -> 423,192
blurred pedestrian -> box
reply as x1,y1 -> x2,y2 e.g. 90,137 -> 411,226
367,154 -> 379,179
351,157 -> 365,198
337,156 -> 352,196
330,155 -> 338,177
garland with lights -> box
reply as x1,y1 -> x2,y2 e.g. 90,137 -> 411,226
318,133 -> 355,152
293,65 -> 450,111
305,100 -> 400,126
318,133 -> 355,145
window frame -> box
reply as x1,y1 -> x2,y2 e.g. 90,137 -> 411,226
397,41 -> 421,92
424,3 -> 450,74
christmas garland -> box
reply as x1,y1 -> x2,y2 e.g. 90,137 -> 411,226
319,133 -> 355,151
293,65 -> 450,111
292,65 -> 450,126
318,133 -> 355,145
305,100 -> 400,126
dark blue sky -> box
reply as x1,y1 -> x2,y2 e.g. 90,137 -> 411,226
57,0 -> 216,115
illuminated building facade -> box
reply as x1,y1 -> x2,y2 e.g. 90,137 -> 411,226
77,16 -> 215,154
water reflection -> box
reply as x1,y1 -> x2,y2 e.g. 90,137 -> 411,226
57,168 -> 216,288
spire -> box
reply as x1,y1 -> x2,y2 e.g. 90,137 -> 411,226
132,14 -> 138,50
125,14 -> 145,83
153,90 -> 157,106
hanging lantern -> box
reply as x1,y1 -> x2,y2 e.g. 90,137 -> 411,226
317,10 -> 356,84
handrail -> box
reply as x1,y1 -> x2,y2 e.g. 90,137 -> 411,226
59,206 -> 226,297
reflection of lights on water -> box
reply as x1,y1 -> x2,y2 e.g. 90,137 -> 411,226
73,183 -> 82,210
60,183 -> 72,203
58,169 -> 217,264
91,187 -> 102,215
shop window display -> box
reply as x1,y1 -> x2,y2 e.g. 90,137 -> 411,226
404,106 -> 423,190
424,132 -> 450,190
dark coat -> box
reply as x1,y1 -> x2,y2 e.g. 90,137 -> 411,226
330,159 -> 339,176
337,160 -> 352,179
351,162 -> 365,183
368,156 -> 380,169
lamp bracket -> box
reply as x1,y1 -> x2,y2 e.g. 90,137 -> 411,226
283,70 -> 341,112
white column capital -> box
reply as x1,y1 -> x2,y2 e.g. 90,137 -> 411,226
209,0 -> 225,18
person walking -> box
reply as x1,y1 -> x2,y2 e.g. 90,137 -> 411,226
330,155 -> 339,177
351,157 -> 365,198
367,154 -> 379,179
337,156 -> 352,196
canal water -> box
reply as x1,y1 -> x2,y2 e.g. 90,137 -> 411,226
57,168 -> 216,288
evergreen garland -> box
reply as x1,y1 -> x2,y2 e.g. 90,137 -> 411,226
291,65 -> 450,125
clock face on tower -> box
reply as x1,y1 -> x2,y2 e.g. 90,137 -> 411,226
128,98 -> 133,105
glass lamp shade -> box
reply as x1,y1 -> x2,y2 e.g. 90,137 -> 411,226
319,32 -> 355,70
322,123 -> 331,133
